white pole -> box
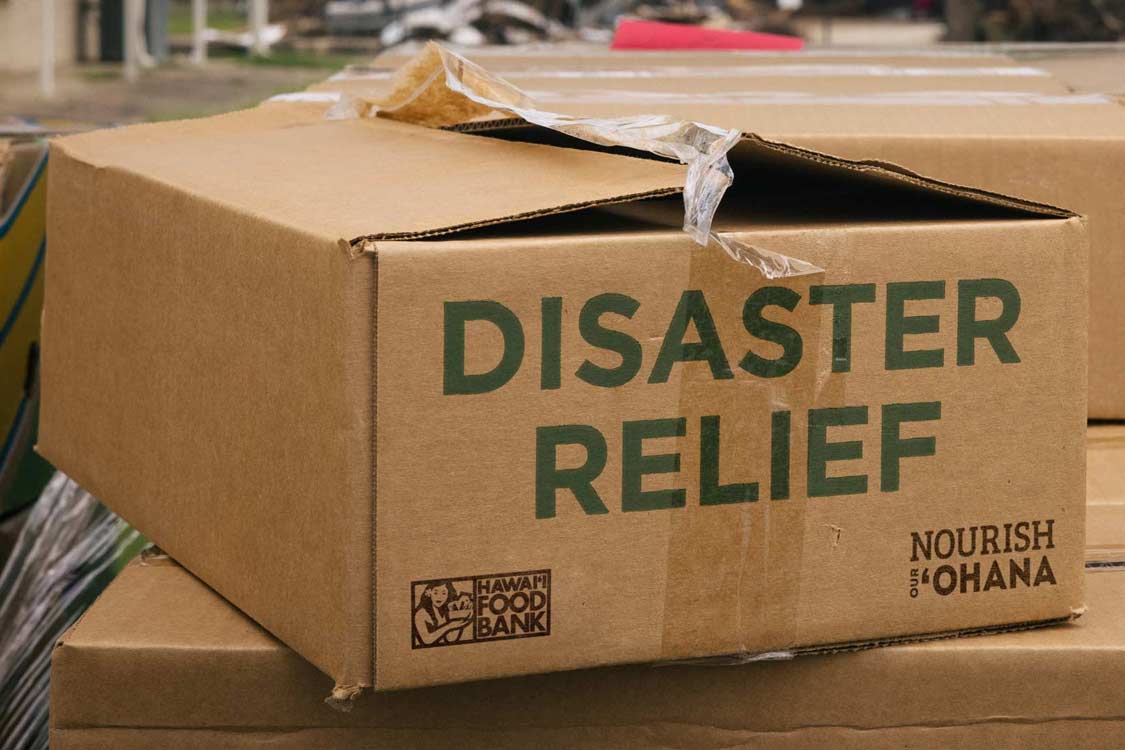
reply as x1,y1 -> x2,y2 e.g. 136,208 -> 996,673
191,0 -> 206,64
40,0 -> 56,97
123,0 -> 139,81
249,0 -> 267,56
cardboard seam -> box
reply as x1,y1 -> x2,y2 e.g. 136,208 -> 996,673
369,249 -> 379,690
1087,560 -> 1125,570
672,613 -> 1083,664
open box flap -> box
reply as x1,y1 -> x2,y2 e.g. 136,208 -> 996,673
451,120 -> 1073,222
53,111 -> 687,249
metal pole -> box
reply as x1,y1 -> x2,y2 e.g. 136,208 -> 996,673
191,0 -> 206,64
40,0 -> 56,97
249,0 -> 267,56
123,0 -> 139,81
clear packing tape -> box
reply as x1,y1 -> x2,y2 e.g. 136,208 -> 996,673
327,42 -> 822,280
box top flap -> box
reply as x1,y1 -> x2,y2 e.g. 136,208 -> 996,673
732,131 -> 1070,217
54,113 -> 687,245
461,118 -> 1073,221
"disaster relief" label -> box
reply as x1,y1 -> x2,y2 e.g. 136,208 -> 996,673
411,569 -> 551,648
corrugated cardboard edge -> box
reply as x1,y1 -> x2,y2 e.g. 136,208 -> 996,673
331,224 -> 379,709
348,187 -> 682,247
366,250 -> 380,704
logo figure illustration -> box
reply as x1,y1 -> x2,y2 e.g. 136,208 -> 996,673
413,579 -> 474,647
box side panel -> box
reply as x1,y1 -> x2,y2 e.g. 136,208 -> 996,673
39,145 -> 373,686
52,561 -> 1125,740
373,216 -> 1087,689
1086,425 -> 1125,563
44,723 -> 1125,750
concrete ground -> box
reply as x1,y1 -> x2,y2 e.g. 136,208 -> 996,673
0,54 -> 359,125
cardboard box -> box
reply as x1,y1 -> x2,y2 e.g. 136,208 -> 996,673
41,75 -> 1089,691
339,47 -> 1068,99
1024,49 -> 1125,97
50,554 -> 1125,749
1086,424 -> 1125,565
320,57 -> 1068,96
319,48 -> 1125,419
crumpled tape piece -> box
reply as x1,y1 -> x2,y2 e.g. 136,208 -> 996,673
325,684 -> 363,712
328,42 -> 822,280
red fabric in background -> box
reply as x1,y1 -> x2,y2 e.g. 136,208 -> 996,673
611,18 -> 804,50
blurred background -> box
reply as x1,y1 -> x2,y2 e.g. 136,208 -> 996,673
3,0 -> 1125,122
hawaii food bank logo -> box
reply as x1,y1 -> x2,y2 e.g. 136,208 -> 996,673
411,569 -> 551,649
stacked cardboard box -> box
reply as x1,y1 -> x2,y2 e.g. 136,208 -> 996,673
48,427 -> 1125,749
1085,424 -> 1125,565
38,45 -> 1115,740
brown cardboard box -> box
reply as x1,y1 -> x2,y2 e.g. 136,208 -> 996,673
40,91 -> 1088,691
323,48 -> 1125,419
1024,49 -> 1125,97
1086,423 -> 1125,565
320,56 -> 1068,96
340,46 -> 1067,98
50,554 -> 1125,749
